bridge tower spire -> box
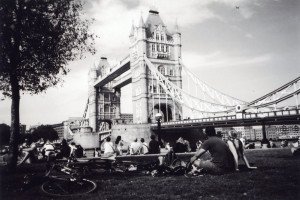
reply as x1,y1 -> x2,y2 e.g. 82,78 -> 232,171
130,9 -> 183,123
130,13 -> 148,123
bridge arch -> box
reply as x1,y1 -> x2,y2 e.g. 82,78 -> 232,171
152,103 -> 173,122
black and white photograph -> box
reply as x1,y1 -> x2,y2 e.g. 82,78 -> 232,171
0,0 -> 299,199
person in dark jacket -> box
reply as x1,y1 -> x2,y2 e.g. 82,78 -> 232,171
148,135 -> 160,154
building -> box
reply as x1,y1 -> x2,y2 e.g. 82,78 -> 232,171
63,117 -> 84,139
128,9 -> 183,124
253,127 -> 263,141
267,124 -> 300,139
88,9 -> 183,132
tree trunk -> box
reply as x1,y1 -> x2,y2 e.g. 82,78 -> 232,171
8,74 -> 20,171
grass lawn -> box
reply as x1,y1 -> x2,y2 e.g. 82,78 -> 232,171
0,148 -> 299,200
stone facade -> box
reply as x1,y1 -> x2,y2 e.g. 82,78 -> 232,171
88,58 -> 120,132
111,123 -> 154,151
129,10 -> 183,124
88,9 -> 183,131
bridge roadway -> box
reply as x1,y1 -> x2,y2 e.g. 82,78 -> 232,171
93,56 -> 130,88
151,109 -> 300,130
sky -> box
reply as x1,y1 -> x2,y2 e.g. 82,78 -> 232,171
0,0 -> 299,127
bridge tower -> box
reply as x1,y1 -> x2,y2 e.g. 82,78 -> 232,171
129,10 -> 183,123
88,57 -> 120,132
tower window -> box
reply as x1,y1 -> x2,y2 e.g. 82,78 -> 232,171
170,69 -> 174,76
156,33 -> 159,40
157,44 -> 160,52
153,86 -> 157,93
104,104 -> 110,113
104,93 -> 109,101
158,65 -> 165,75
161,34 -> 164,41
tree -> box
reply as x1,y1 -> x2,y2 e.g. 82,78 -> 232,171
0,0 -> 96,169
32,125 -> 59,142
0,123 -> 10,146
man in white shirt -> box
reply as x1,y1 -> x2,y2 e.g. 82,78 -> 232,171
140,138 -> 149,154
103,136 -> 115,157
129,138 -> 141,155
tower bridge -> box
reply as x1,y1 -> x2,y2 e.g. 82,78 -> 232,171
79,9 -> 300,146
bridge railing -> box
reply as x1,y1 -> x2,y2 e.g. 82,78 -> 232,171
243,109 -> 299,119
151,115 -> 238,127
151,108 -> 299,127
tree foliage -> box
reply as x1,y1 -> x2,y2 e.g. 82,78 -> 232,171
32,125 -> 59,142
0,124 -> 10,145
0,0 -> 96,95
0,0 -> 96,169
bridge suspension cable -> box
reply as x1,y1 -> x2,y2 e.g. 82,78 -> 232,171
83,98 -> 89,119
179,59 -> 247,106
144,56 -> 237,115
245,76 -> 300,110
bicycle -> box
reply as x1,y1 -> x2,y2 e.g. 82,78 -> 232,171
41,158 -> 97,197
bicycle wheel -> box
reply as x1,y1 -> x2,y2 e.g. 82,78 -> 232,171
17,151 -> 28,166
41,178 -> 97,197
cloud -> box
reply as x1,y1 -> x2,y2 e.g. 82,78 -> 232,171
86,0 -> 259,61
182,51 -> 272,69
245,33 -> 254,39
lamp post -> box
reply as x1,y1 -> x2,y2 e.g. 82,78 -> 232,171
155,113 -> 162,143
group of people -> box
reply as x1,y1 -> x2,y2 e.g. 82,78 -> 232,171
19,138 -> 84,164
189,126 -> 257,175
101,135 -> 162,157
100,127 -> 258,175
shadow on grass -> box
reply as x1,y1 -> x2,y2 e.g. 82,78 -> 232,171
1,148 -> 300,200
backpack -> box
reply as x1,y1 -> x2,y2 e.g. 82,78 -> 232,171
168,158 -> 187,175
164,150 -> 177,166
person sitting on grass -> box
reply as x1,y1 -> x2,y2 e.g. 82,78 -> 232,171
42,140 -> 56,161
56,139 -> 70,159
174,137 -> 187,153
148,135 -> 160,154
140,138 -> 149,154
19,138 -> 38,164
291,137 -> 300,156
68,142 -> 77,157
227,131 -> 257,171
189,126 -> 235,175
102,136 -> 115,158
129,138 -> 141,155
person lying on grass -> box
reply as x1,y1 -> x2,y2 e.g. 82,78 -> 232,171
189,126 -> 235,175
227,131 -> 257,171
